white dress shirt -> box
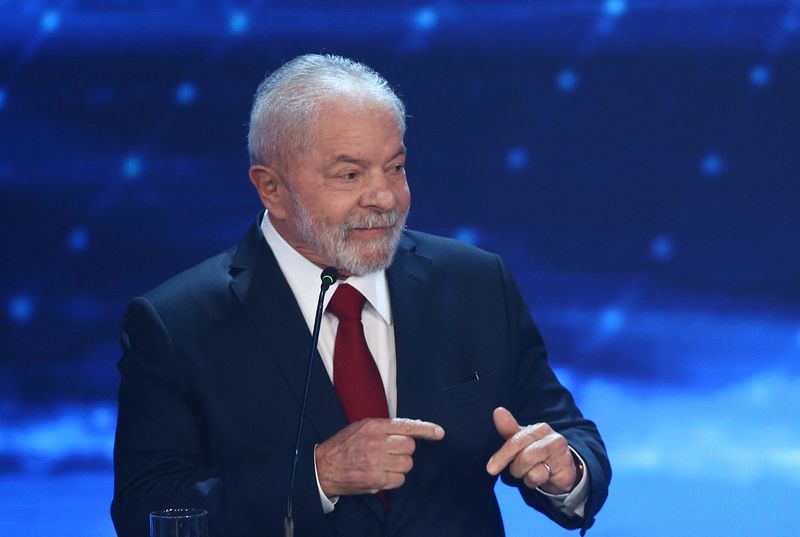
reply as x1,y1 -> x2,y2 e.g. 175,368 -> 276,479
260,213 -> 397,419
259,213 -> 587,518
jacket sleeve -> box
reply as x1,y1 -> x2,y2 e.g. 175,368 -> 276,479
495,257 -> 612,535
110,297 -> 331,537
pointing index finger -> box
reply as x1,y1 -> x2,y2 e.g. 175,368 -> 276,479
387,418 -> 445,440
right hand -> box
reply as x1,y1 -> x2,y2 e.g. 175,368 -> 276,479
315,418 -> 445,497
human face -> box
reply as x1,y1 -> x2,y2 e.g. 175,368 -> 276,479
276,102 -> 411,275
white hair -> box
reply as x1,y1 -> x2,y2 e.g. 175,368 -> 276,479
247,54 -> 406,171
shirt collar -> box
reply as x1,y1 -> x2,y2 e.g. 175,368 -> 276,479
260,211 -> 392,326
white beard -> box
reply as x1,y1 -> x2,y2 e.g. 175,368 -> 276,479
290,190 -> 408,275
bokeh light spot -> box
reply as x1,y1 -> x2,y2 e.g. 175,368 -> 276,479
67,227 -> 90,253
175,82 -> 197,105
750,64 -> 771,88
0,88 -> 6,109
557,69 -> 579,92
651,235 -> 675,262
122,155 -> 143,179
506,147 -> 530,171
415,7 -> 439,30
91,404 -> 115,429
8,295 -> 35,324
41,10 -> 61,32
453,227 -> 480,245
600,308 -> 625,333
701,152 -> 725,177
229,11 -> 249,34
604,0 -> 627,17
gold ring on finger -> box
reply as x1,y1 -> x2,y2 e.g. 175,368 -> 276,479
542,462 -> 553,477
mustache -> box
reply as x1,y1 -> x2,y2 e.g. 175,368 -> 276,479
342,210 -> 402,230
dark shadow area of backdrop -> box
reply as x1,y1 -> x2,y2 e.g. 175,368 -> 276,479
1,1 -> 798,535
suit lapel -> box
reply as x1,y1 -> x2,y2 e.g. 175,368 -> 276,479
385,233 -> 442,521
388,233 -> 437,422
344,233 -> 439,524
228,220 -> 347,444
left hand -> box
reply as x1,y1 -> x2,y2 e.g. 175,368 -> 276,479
485,407 -> 577,495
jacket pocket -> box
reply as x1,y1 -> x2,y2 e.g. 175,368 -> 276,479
432,372 -> 498,409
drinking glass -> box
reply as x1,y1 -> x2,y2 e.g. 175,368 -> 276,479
149,508 -> 208,537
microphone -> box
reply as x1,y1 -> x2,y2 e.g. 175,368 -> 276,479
285,266 -> 339,537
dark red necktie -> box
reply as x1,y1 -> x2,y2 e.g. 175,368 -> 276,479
328,284 -> 391,509
327,284 -> 390,423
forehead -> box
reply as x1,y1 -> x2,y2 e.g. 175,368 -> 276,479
307,100 -> 404,156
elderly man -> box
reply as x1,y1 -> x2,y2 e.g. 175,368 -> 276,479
111,54 -> 610,537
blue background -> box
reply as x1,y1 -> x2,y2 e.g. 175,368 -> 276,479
1,1 -> 799,535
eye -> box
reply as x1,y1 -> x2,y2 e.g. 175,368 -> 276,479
341,171 -> 358,180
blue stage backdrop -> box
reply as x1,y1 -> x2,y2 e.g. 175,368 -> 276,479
1,1 -> 799,535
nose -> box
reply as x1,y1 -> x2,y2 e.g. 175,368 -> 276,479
360,170 -> 398,211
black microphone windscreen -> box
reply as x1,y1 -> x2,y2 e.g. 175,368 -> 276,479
320,267 -> 339,290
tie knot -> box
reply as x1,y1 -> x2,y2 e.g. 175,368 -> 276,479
327,284 -> 367,321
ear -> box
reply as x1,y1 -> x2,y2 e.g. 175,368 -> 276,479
248,165 -> 290,220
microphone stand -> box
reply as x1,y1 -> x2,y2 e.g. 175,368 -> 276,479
285,267 -> 338,537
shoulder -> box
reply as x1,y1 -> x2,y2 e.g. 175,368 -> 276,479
396,229 -> 517,301
124,243 -> 246,336
401,229 -> 504,275
139,218 -> 266,314
144,246 -> 237,307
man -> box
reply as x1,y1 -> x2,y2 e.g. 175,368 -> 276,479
112,54 -> 610,537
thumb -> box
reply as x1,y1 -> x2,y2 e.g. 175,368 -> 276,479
492,407 -> 520,440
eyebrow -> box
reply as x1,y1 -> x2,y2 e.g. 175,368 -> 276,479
329,146 -> 406,168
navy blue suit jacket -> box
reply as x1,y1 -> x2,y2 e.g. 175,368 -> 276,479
111,218 -> 610,537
